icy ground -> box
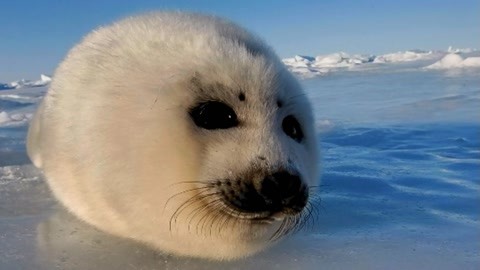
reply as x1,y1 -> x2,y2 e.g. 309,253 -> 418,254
0,75 -> 51,91
1,52 -> 479,269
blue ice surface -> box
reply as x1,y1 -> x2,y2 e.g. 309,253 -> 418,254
319,123 -> 479,230
300,67 -> 480,268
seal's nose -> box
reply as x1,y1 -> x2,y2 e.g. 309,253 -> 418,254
259,171 -> 307,212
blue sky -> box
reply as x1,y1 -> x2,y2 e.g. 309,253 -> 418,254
1,0 -> 479,81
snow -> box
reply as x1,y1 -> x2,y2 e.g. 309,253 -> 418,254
425,54 -> 480,69
1,50 -> 479,269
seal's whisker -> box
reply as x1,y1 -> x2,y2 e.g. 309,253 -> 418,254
296,203 -> 313,232
213,203 -> 236,235
207,201 -> 227,237
186,197 -> 222,232
270,218 -> 288,241
289,215 -> 300,235
176,192 -> 219,222
169,190 -> 218,232
214,200 -> 247,235
303,201 -> 316,231
197,199 -> 223,235
164,186 -> 212,210
308,200 -> 322,230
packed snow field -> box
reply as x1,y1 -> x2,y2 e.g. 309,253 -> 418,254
1,49 -> 479,269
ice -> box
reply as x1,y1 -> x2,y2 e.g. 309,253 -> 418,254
0,87 -> 43,127
282,52 -> 375,77
313,52 -> 374,67
0,74 -> 51,90
0,111 -> 32,126
283,48 -> 479,78
448,46 -> 476,54
373,50 -> 435,63
0,111 -> 9,123
0,51 -> 479,269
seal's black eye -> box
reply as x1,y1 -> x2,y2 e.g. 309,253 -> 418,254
189,101 -> 238,130
282,115 -> 303,143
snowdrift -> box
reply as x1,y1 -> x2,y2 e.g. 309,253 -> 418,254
425,54 -> 480,69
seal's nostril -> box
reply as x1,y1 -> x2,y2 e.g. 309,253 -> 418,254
260,171 -> 304,208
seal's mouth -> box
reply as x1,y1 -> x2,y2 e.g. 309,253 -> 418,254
249,212 -> 295,223
250,216 -> 276,224
217,204 -> 273,223
217,191 -> 309,224
219,200 -> 305,225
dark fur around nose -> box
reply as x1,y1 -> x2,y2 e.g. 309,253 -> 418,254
219,171 -> 308,214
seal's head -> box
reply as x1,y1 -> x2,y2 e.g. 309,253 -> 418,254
27,12 -> 319,260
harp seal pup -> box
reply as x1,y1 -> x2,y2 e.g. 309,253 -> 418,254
27,12 -> 320,260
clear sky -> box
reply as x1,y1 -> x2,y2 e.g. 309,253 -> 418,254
1,0 -> 479,81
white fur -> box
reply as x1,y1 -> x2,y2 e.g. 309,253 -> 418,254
27,12 -> 319,260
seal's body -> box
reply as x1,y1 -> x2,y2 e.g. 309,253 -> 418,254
27,12 -> 319,260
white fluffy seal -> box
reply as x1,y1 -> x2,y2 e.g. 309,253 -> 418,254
27,12 -> 320,260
